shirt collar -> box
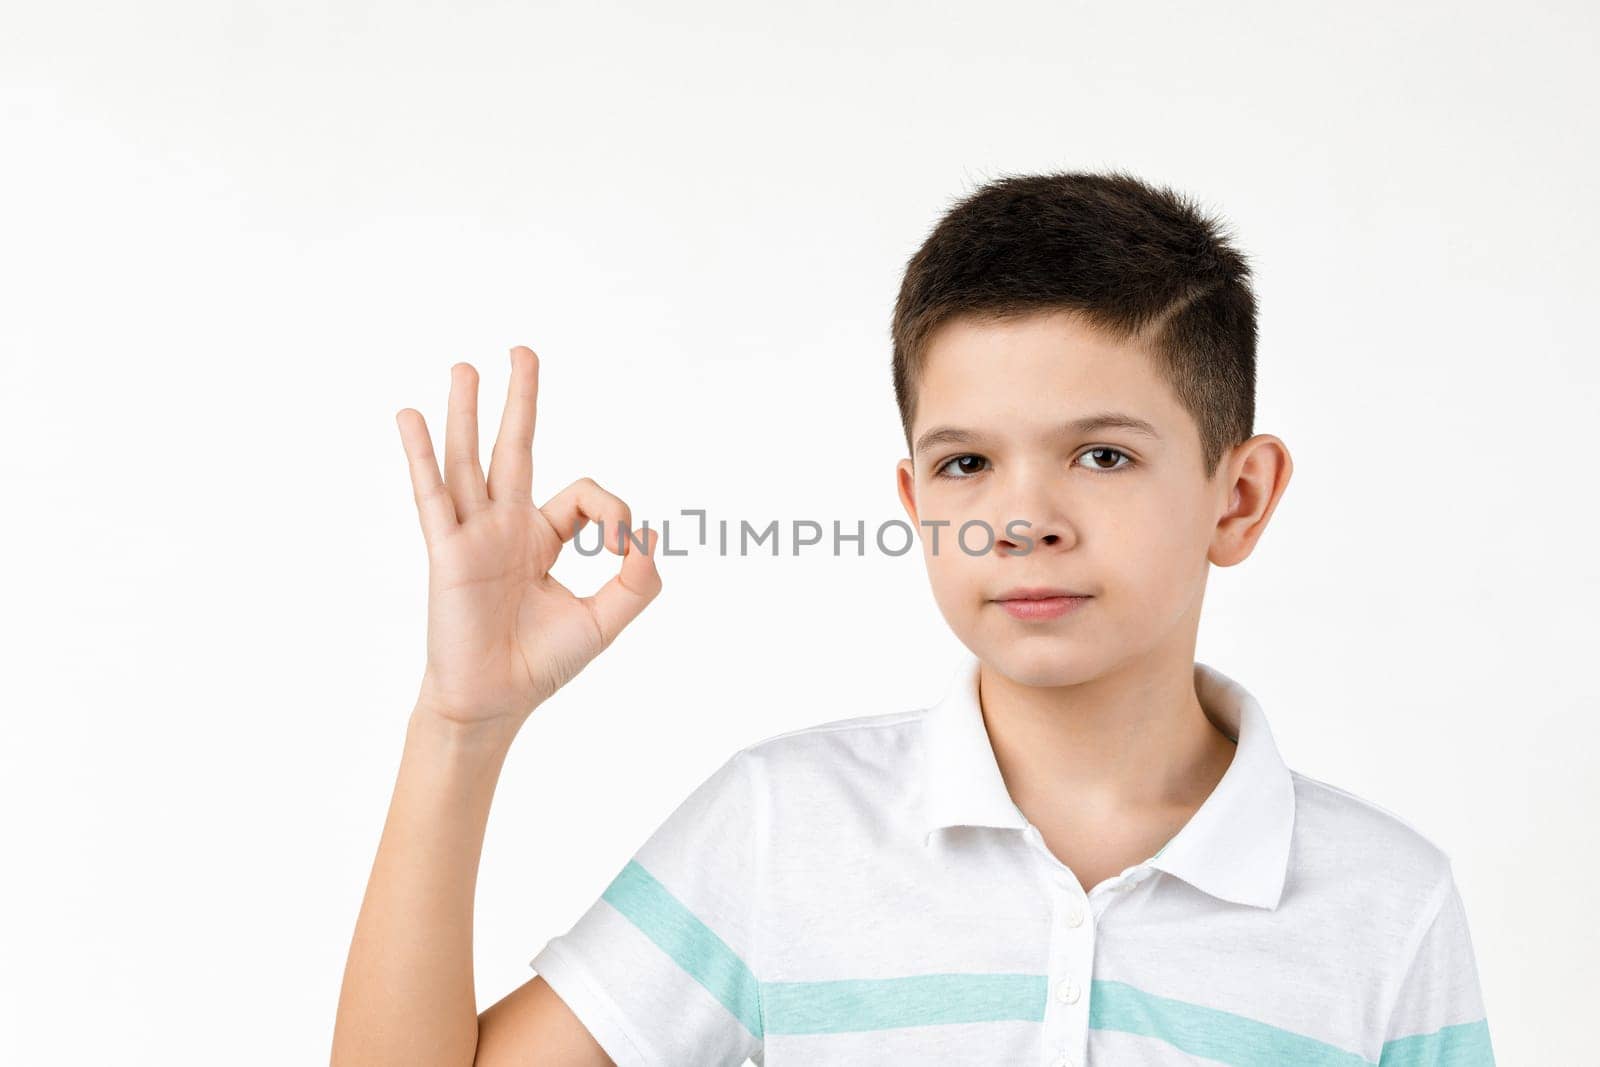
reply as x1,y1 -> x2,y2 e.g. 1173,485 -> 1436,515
920,650 -> 1296,910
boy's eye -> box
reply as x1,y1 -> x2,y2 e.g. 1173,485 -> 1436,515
1076,447 -> 1132,472
933,448 -> 1134,480
933,454 -> 989,479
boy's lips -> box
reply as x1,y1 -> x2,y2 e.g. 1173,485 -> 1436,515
991,588 -> 1092,621
992,586 -> 1090,601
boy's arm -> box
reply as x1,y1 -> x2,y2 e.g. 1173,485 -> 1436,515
476,972 -> 615,1065
333,705 -> 612,1067
331,349 -> 661,1066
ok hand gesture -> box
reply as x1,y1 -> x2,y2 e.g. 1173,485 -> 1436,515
395,346 -> 661,734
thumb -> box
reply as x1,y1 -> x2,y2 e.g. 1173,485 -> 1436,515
584,526 -> 663,647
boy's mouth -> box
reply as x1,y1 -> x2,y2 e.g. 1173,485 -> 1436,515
991,588 -> 1093,621
992,586 -> 1090,602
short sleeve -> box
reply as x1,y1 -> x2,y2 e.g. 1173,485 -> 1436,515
530,747 -> 765,1067
1378,866 -> 1495,1066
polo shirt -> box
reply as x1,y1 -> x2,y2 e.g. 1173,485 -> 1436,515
530,651 -> 1494,1066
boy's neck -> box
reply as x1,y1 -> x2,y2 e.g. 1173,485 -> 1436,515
977,643 -> 1237,824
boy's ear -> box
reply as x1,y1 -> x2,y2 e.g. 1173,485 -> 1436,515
895,458 -> 919,529
1209,434 -> 1293,568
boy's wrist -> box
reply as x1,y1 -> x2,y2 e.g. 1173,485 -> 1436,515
406,699 -> 522,762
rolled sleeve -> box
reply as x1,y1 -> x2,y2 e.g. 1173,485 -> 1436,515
531,747 -> 765,1066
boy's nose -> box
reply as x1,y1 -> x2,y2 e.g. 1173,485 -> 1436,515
993,506 -> 1075,556
990,475 -> 1077,556
995,524 -> 1070,557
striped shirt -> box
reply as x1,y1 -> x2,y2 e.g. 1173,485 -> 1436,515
530,651 -> 1494,1065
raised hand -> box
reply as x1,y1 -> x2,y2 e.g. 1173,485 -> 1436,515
395,346 -> 662,732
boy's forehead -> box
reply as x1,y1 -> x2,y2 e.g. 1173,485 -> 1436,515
914,310 -> 1173,431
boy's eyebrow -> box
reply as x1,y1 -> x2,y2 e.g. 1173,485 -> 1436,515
914,412 -> 1162,456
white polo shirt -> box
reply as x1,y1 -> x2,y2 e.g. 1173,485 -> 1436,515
530,651 -> 1494,1066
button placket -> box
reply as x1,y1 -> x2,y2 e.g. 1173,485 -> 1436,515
1023,824 -> 1095,1067
1056,893 -> 1093,1067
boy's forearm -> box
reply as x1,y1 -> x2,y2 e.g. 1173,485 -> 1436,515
332,703 -> 519,1067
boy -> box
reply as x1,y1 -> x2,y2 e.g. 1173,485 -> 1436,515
333,171 -> 1493,1066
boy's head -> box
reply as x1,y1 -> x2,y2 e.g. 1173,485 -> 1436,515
892,171 -> 1291,687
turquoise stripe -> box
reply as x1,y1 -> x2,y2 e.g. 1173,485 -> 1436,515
1089,979 -> 1373,1066
763,972 -> 1047,1034
1379,1019 -> 1494,1066
600,859 -> 763,1039
603,861 -> 1490,1065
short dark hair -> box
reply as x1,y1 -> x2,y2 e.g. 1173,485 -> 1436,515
891,170 -> 1257,478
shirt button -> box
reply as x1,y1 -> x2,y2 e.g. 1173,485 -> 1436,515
1052,1056 -> 1074,1067
1065,902 -> 1085,927
1055,978 -> 1081,1004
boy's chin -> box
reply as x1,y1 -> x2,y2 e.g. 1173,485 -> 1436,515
971,637 -> 1111,689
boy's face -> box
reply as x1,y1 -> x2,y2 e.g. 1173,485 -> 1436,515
896,309 -> 1271,688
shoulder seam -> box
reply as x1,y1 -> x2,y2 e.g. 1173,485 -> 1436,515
739,709 -> 926,754
1288,769 -> 1449,857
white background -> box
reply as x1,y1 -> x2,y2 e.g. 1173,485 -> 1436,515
3,1 -> 1595,1062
